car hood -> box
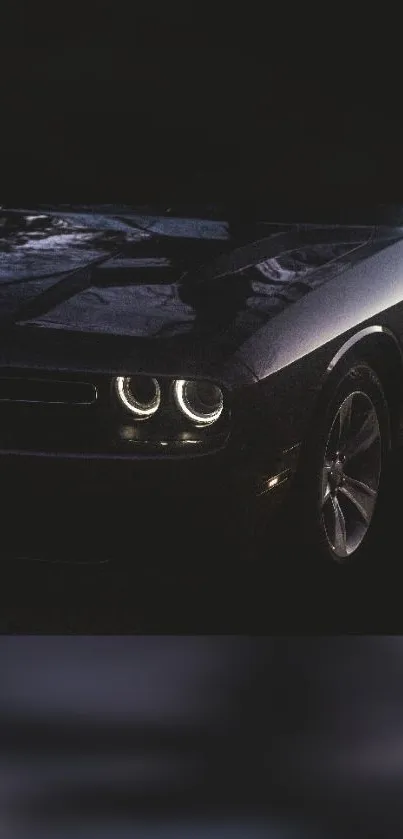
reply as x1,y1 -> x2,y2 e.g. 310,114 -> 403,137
1,207 -> 397,380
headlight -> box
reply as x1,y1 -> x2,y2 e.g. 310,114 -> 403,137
174,379 -> 224,425
115,376 -> 161,419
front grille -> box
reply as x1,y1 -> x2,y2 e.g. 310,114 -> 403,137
0,376 -> 97,406
0,370 -> 105,455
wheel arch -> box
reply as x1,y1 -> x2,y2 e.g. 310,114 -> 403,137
324,325 -> 403,448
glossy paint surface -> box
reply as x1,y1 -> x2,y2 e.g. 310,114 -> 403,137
1,210 -> 401,368
2,206 -> 403,488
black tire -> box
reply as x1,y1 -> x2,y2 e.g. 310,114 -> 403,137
288,357 -> 391,569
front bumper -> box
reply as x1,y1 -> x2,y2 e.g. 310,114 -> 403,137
0,442 -> 300,564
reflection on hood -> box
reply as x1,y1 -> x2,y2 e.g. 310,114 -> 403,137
15,246 -> 358,342
22,284 -> 197,339
0,209 -> 377,349
0,209 -> 231,283
0,211 -> 145,282
0,208 -> 232,328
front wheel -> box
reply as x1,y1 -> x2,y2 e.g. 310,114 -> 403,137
289,359 -> 391,567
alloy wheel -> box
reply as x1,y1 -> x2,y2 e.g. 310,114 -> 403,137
321,390 -> 382,560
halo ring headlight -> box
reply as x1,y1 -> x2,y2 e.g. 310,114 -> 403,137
174,379 -> 223,425
115,376 -> 161,419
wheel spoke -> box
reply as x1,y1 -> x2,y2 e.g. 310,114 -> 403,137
337,393 -> 354,449
330,495 -> 348,557
339,474 -> 377,524
340,407 -> 380,462
321,462 -> 332,506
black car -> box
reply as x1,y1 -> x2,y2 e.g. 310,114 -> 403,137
2,204 -> 403,567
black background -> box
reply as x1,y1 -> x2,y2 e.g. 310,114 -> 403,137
2,14 -> 399,204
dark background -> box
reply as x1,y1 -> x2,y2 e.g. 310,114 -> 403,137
2,20 -> 399,203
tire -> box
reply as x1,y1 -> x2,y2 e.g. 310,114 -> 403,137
288,357 -> 391,569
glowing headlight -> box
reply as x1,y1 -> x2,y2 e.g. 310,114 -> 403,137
174,379 -> 224,425
115,376 -> 161,419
